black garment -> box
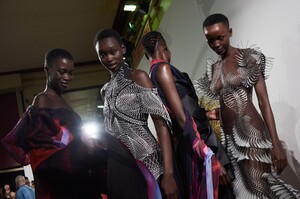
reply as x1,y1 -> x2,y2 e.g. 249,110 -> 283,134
150,62 -> 235,199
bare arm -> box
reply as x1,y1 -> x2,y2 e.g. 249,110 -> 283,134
131,69 -> 178,198
155,63 -> 186,128
254,73 -> 287,173
155,64 -> 231,185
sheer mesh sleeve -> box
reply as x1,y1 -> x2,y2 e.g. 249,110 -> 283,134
237,48 -> 274,88
138,88 -> 172,127
196,58 -> 219,100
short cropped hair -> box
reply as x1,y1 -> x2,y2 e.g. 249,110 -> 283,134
15,175 -> 25,183
44,48 -> 73,68
203,13 -> 229,29
141,31 -> 162,57
93,29 -> 123,47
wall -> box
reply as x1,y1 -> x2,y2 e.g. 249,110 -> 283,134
139,0 -> 300,189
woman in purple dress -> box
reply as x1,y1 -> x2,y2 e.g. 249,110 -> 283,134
2,49 -> 107,199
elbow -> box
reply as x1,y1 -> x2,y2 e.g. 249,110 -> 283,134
178,115 -> 186,129
258,101 -> 264,110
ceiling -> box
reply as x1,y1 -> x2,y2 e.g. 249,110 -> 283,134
0,0 -> 123,74
0,0 -> 135,121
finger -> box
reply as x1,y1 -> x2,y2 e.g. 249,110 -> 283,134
174,192 -> 179,199
278,160 -> 286,174
219,176 -> 225,186
225,174 -> 231,185
275,161 -> 282,174
169,192 -> 178,199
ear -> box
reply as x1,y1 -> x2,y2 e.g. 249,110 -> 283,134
121,43 -> 126,55
44,65 -> 49,72
229,28 -> 233,37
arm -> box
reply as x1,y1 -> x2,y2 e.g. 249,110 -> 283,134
152,115 -> 178,198
155,63 -> 186,128
254,73 -> 287,174
156,64 -> 231,185
131,69 -> 178,198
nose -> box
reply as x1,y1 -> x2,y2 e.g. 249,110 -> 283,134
63,73 -> 72,81
105,53 -> 114,62
213,40 -> 220,48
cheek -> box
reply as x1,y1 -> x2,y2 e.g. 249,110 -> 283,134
208,42 -> 214,48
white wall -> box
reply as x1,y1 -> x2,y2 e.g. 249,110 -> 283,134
139,0 -> 300,189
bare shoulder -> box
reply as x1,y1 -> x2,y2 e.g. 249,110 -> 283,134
154,62 -> 174,83
131,69 -> 153,88
156,62 -> 170,71
156,62 -> 172,76
32,92 -> 50,108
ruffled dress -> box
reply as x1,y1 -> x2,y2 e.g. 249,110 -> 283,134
2,105 -> 150,199
197,47 -> 300,198
1,106 -> 104,199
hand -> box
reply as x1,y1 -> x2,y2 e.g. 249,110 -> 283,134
206,108 -> 219,120
219,165 -> 231,186
272,144 -> 287,174
193,139 -> 205,159
161,173 -> 179,199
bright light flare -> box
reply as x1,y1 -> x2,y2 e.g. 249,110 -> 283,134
82,122 -> 100,139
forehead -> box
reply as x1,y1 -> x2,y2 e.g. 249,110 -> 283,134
96,37 -> 122,51
204,22 -> 229,35
53,58 -> 74,69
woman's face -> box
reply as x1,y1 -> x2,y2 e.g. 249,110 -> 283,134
4,184 -> 10,190
46,58 -> 74,92
95,37 -> 126,74
203,22 -> 232,57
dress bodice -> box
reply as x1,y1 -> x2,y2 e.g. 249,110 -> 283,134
197,48 -> 273,133
101,64 -> 170,179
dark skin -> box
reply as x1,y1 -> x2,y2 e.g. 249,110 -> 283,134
95,36 -> 178,199
145,36 -> 231,186
204,22 -> 287,174
32,57 -> 75,110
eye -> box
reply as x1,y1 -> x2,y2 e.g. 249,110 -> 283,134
218,36 -> 225,41
207,39 -> 214,44
110,50 -> 117,55
57,69 -> 65,74
99,53 -> 105,59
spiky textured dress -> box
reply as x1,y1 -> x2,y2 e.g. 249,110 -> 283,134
197,47 -> 300,198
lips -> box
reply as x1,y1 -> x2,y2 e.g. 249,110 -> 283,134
107,63 -> 117,69
61,82 -> 69,88
106,63 -> 119,72
214,48 -> 224,55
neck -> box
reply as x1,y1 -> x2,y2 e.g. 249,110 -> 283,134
44,87 -> 61,96
110,62 -> 128,77
221,45 -> 235,59
150,58 -> 168,66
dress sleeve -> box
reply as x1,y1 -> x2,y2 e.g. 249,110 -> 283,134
1,106 -> 62,166
139,88 -> 172,126
237,48 -> 274,88
196,58 -> 219,100
1,110 -> 31,165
